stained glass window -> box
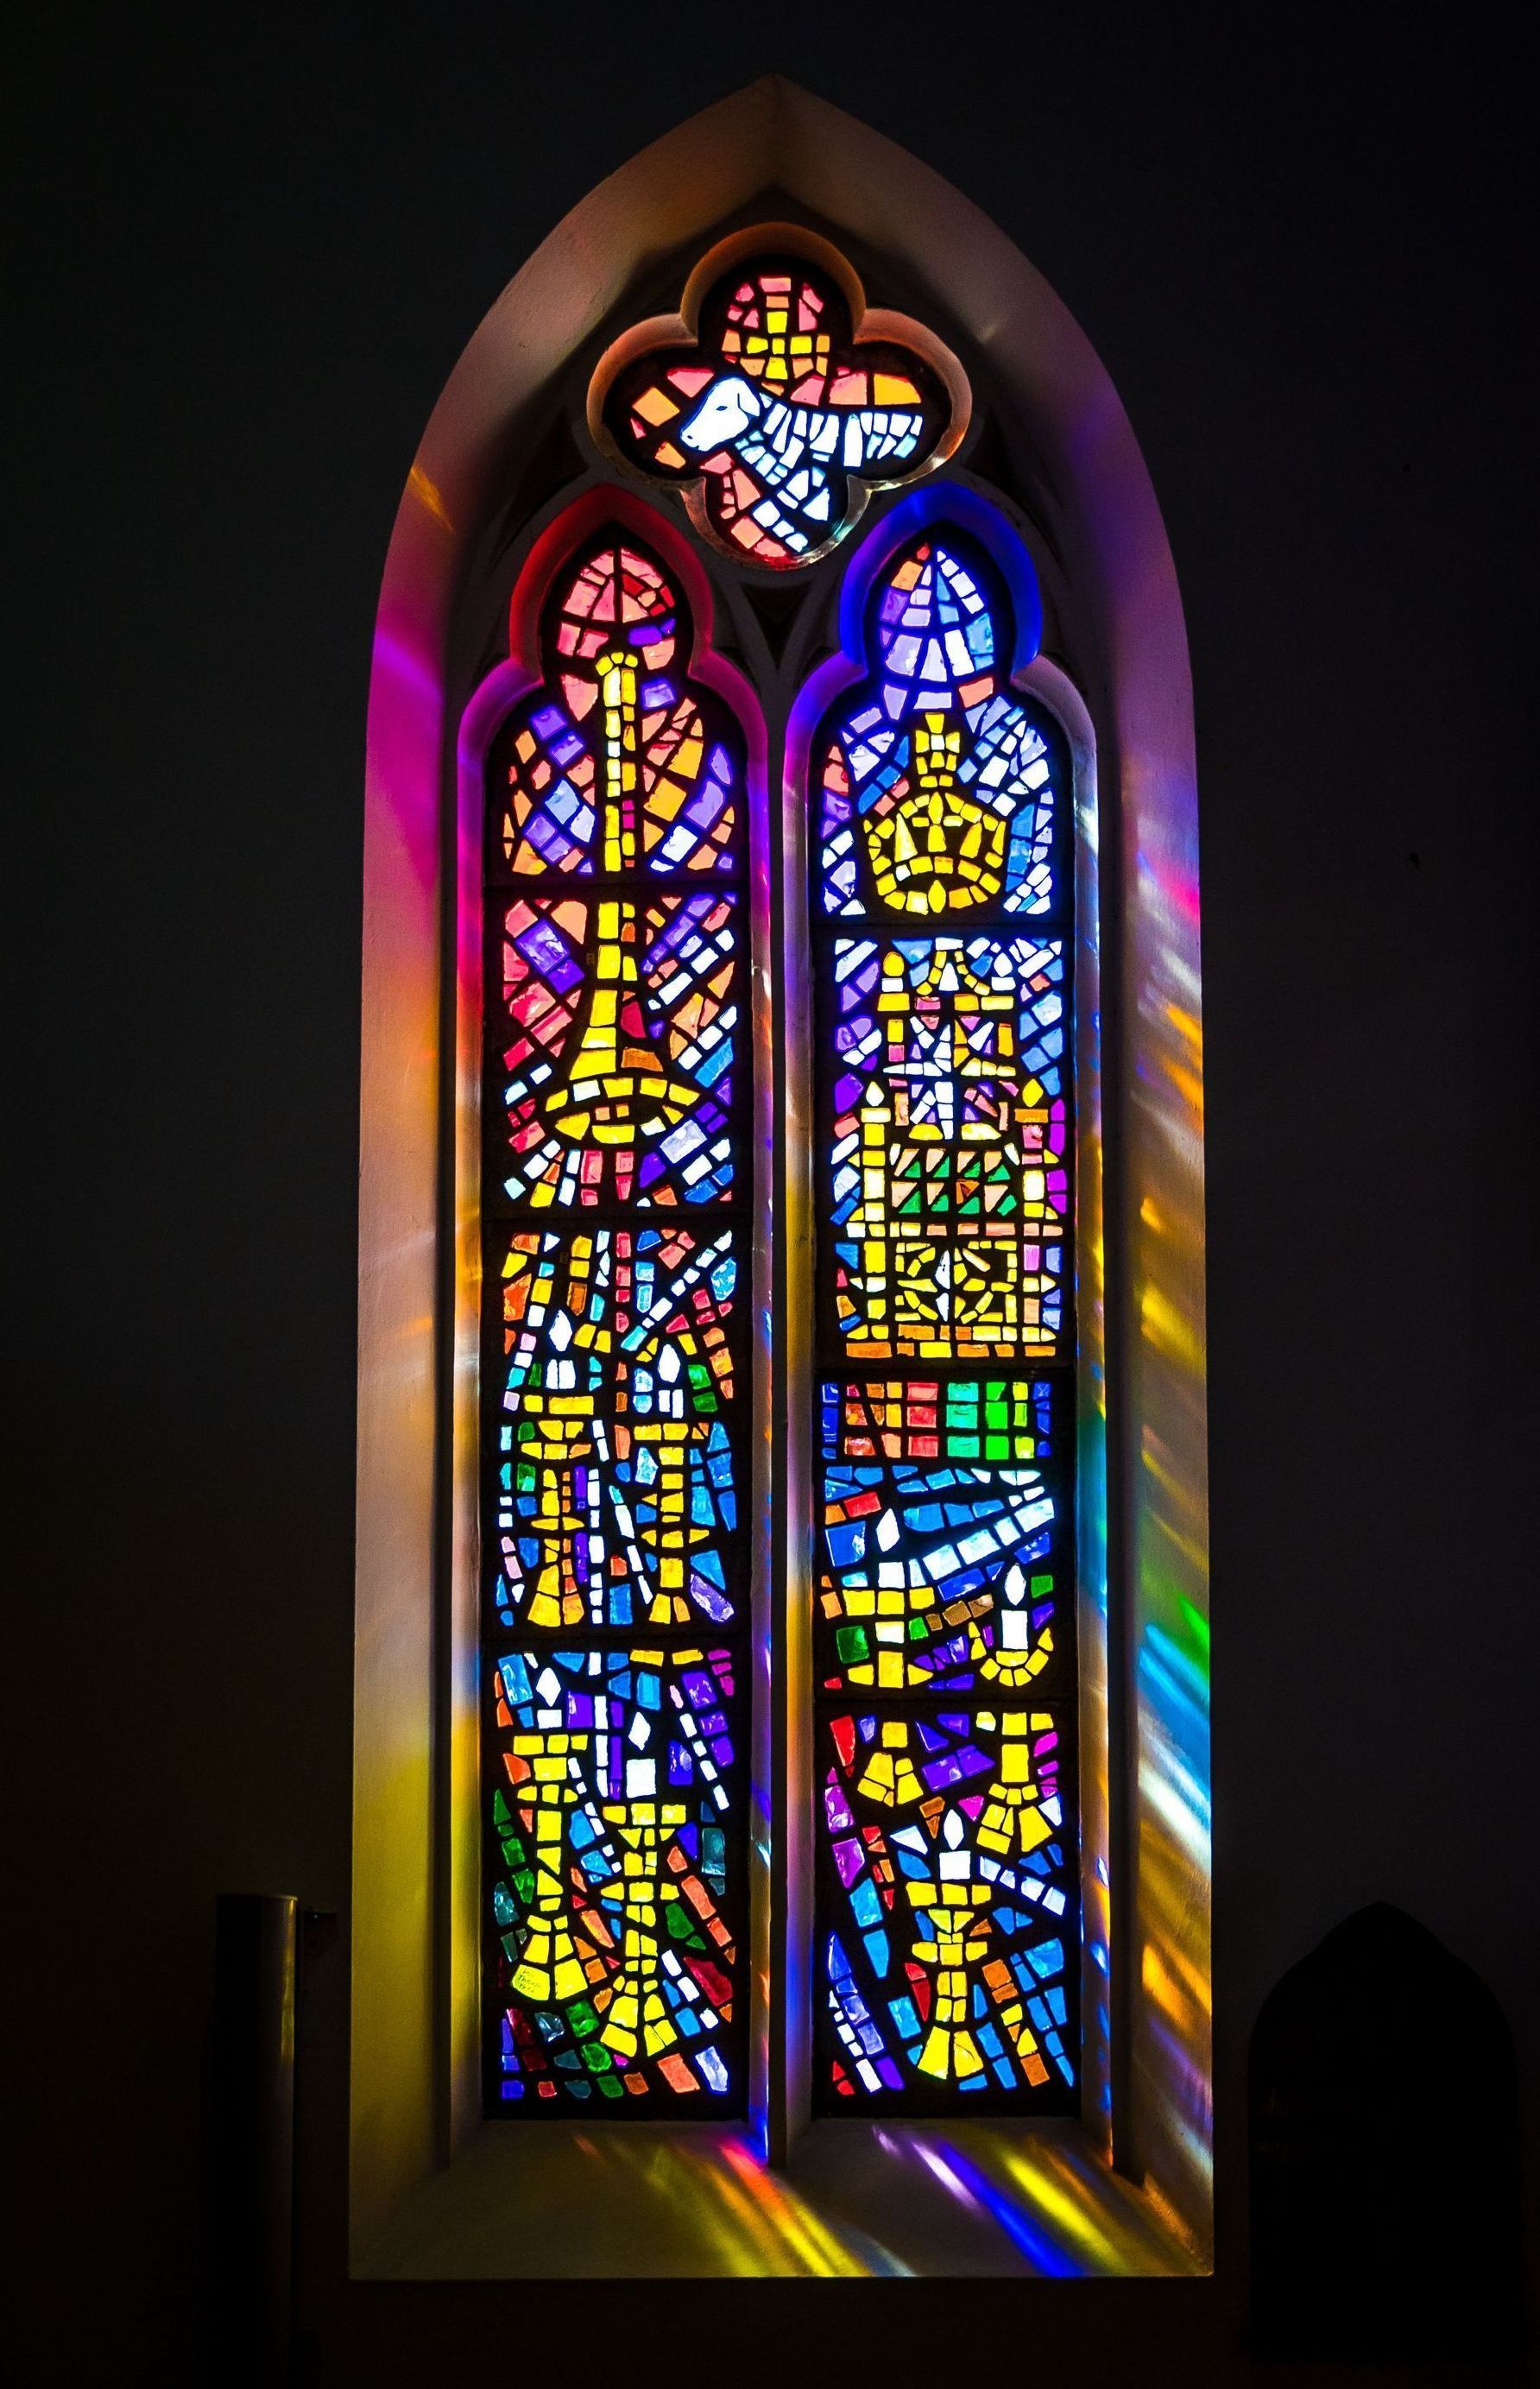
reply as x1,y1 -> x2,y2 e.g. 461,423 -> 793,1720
483,526 -> 751,2109
592,247 -> 963,568
809,520 -> 1080,2113
480,240 -> 1083,2133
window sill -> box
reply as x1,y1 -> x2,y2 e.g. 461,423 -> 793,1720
354,2117 -> 1207,2280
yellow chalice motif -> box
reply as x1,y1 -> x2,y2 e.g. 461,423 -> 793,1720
627,1413 -> 710,1626
596,1774 -> 687,2063
856,1711 -> 1056,2087
511,1407 -> 597,1632
508,1730 -> 591,2007
975,1701 -> 1054,1861
855,1723 -> 989,2082
543,645 -> 704,1147
866,711 -> 1007,915
621,1269 -> 729,1627
907,1807 -> 995,2083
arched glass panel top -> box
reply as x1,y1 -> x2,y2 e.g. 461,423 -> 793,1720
804,503 -> 1079,2114
483,515 -> 754,2114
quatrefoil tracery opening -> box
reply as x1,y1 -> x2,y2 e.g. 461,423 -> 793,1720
590,230 -> 970,572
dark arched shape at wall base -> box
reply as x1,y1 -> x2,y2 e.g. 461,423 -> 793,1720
1251,1901 -> 1524,2361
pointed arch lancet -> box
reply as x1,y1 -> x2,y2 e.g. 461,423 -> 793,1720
355,77 -> 1209,2279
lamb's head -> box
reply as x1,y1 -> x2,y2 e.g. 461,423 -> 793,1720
678,374 -> 761,455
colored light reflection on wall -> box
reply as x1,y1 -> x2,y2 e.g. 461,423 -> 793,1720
559,2129 -> 912,2276
1070,660 -> 1113,2150
1127,809 -> 1213,2239
453,2118 -> 1206,2278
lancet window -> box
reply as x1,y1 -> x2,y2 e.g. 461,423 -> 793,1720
477,235 -> 1085,2124
483,531 -> 753,2109
807,518 -> 1077,2111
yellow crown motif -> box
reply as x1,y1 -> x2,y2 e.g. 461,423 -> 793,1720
865,711 -> 1007,915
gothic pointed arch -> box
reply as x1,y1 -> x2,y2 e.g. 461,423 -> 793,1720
356,78 -> 1210,2278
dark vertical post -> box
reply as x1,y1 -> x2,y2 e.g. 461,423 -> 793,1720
209,1893 -> 297,2386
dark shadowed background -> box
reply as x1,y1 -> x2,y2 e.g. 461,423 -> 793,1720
9,4 -> 1537,2381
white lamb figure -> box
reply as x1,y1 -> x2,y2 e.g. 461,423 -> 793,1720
678,373 -> 927,554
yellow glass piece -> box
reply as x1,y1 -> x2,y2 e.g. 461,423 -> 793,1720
975,1710 -> 1053,1858
855,1718 -> 925,1808
633,382 -> 678,427
541,648 -> 704,1147
596,1795 -> 690,2060
512,1411 -> 596,1632
630,1416 -> 713,1625
508,1737 -> 590,2006
865,712 -> 1007,915
976,1570 -> 1054,1691
906,1809 -> 994,2083
742,320 -> 832,389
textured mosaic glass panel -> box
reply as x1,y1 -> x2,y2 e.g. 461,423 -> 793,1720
594,252 -> 957,569
483,524 -> 749,2116
810,519 -> 1078,2113
818,1704 -> 1076,2107
817,1375 -> 1069,1694
494,890 -> 742,1207
491,1225 -> 744,1634
491,540 -> 740,877
824,934 -> 1068,1360
490,1646 -> 744,2109
817,535 -> 1067,918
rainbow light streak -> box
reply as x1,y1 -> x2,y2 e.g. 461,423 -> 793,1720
1068,659 -> 1112,2147
455,2116 -> 1205,2278
360,531 -> 471,2157
908,2137 -> 1083,2274
561,2128 -> 911,2275
872,2126 -> 1202,2276
1127,762 -> 1212,2243
715,2133 -> 907,2275
989,2133 -> 1194,2272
